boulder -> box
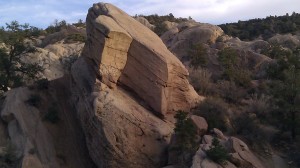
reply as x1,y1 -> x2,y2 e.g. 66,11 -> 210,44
135,17 -> 155,30
71,3 -> 201,167
190,115 -> 208,136
161,22 -> 223,60
213,128 -> 227,140
82,2 -> 201,116
162,21 -> 178,30
191,147 -> 206,168
227,137 -> 265,168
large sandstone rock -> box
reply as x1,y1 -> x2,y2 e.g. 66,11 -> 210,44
71,2 -> 201,168
1,88 -> 59,168
72,57 -> 173,168
82,2 -> 200,115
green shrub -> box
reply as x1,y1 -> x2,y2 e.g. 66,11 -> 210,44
189,68 -> 213,96
218,47 -> 252,87
64,33 -> 86,43
206,138 -> 229,165
44,105 -> 60,123
216,80 -> 246,103
189,43 -> 208,69
174,111 -> 197,151
193,97 -> 229,131
26,94 -> 41,107
246,94 -> 271,119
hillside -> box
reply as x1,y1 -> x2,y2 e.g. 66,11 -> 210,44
219,12 -> 300,40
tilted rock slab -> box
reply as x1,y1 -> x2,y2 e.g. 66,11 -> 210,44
71,2 -> 201,168
82,2 -> 200,115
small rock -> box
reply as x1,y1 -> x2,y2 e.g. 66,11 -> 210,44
190,115 -> 208,136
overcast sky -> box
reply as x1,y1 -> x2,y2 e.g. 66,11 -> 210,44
1,0 -> 300,28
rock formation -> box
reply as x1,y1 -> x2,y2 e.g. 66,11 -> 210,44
190,129 -> 266,168
1,88 -> 59,168
161,21 -> 224,60
70,2 -> 201,168
80,2 -> 200,115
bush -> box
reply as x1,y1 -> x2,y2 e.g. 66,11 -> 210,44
216,80 -> 246,103
246,94 -> 271,119
64,33 -> 86,43
189,43 -> 208,68
174,111 -> 197,151
44,105 -> 60,123
193,97 -> 230,131
206,138 -> 229,165
26,94 -> 41,107
189,68 -> 213,96
218,47 -> 252,87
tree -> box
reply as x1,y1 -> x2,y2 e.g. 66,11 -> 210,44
174,111 -> 197,151
206,138 -> 229,165
218,47 -> 251,87
0,21 -> 43,92
268,49 -> 300,139
189,43 -> 208,69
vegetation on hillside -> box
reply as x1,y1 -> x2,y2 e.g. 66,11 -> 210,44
0,21 -> 43,93
140,13 -> 189,36
219,12 -> 300,40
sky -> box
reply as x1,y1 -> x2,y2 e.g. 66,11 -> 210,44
1,0 -> 300,28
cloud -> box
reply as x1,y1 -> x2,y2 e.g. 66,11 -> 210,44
0,0 -> 300,28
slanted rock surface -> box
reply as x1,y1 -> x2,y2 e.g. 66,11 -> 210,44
71,2 -> 201,168
82,2 -> 201,116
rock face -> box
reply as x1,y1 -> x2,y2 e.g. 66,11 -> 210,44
1,88 -> 59,168
82,2 -> 200,115
71,2 -> 200,168
23,42 -> 84,80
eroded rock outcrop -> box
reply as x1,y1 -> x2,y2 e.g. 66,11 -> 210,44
161,21 -> 224,60
1,88 -> 59,168
22,42 -> 84,80
81,2 -> 200,115
71,2 -> 201,168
